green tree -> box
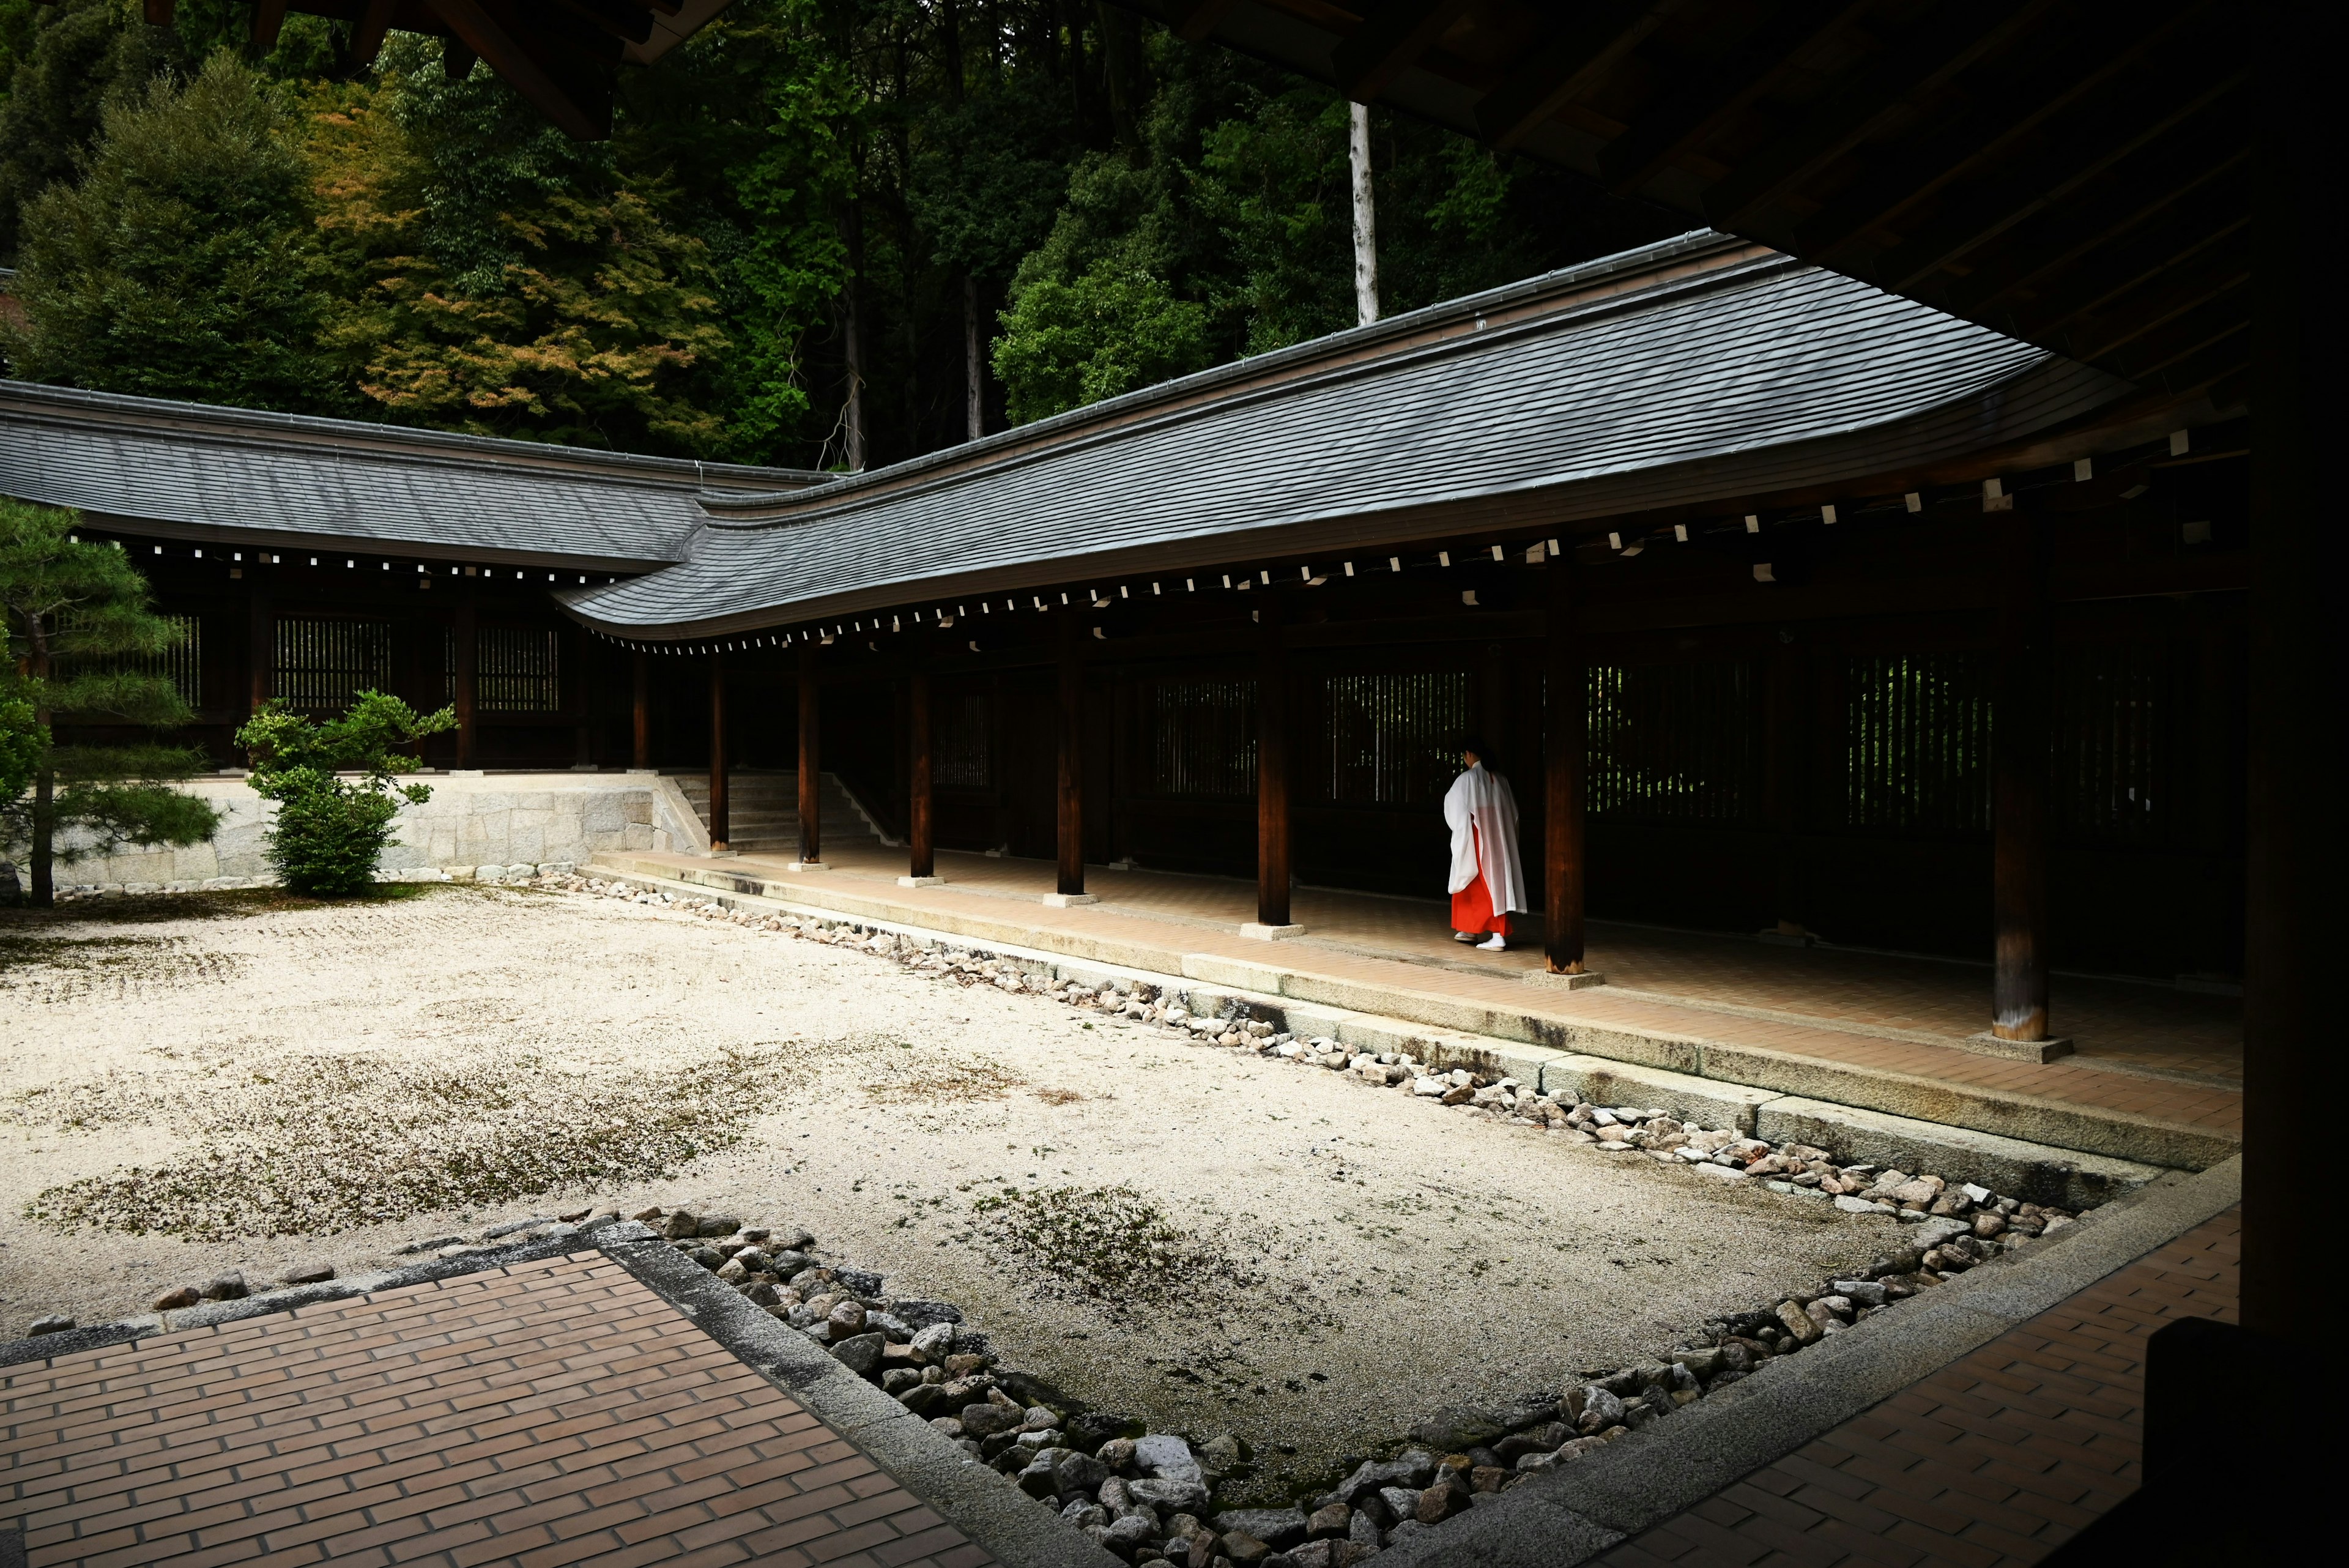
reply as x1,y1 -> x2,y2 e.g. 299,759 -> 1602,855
2,50 -> 343,410
0,498 -> 221,908
311,39 -> 730,453
0,0 -> 184,265
990,261 -> 1212,423
236,691 -> 455,896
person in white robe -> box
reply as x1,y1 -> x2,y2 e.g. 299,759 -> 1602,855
1443,741 -> 1526,950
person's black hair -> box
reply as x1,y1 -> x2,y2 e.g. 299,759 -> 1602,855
1458,736 -> 1498,769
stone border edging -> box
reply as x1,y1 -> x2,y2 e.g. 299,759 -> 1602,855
596,1233 -> 1121,1568
1369,1155 -> 2244,1568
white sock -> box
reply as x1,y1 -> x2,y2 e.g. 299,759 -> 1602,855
1477,934 -> 1506,950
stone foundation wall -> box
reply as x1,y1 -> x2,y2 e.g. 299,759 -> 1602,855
18,771 -> 710,893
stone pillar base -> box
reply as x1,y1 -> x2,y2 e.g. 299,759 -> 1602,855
1964,1030 -> 2074,1063
785,860 -> 826,873
1522,968 -> 1607,990
1241,923 -> 1305,940
897,875 -> 945,888
1042,892 -> 1098,907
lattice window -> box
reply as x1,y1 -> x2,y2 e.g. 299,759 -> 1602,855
1844,653 -> 1993,833
1144,679 -> 1256,798
1321,671 -> 1469,806
275,618 -> 392,712
1587,662 -> 1754,822
475,627 -> 561,713
2057,644 -> 2164,841
935,689 -> 990,788
58,612 -> 203,709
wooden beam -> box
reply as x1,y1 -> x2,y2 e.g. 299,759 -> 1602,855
1989,509 -> 2051,1044
908,666 -> 934,879
141,0 -> 174,24
346,0 -> 398,73
1793,0 -> 2210,265
1174,0 -> 1241,44
2097,290 -> 2251,385
1597,0 -> 1876,197
444,38 -> 478,80
429,0 -> 609,139
1055,612 -> 1085,897
2063,245 -> 2252,365
797,640 -> 822,865
454,600 -> 477,768
250,0 -> 288,53
1334,0 -> 1469,104
549,0 -> 653,47
1541,555 -> 1587,975
1256,594 -> 1290,927
1954,142 -> 2247,325
1877,65 -> 2247,293
1473,0 -> 1666,152
1702,0 -> 2054,230
707,650 -> 728,850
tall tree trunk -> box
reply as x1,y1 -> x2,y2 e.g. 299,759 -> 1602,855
965,274 -> 985,442
1351,101 -> 1379,327
844,195 -> 867,471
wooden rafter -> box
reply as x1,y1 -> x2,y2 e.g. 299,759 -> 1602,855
347,0 -> 399,73
430,0 -> 610,139
1333,0 -> 1471,104
1595,0 -> 1877,197
250,0 -> 289,52
1472,0 -> 1666,151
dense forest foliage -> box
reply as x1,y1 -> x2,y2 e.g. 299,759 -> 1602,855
0,0 -> 1679,469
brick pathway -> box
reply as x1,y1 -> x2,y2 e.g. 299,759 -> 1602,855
0,1252 -> 992,1568
632,846 -> 2243,1147
1592,1207 -> 2240,1567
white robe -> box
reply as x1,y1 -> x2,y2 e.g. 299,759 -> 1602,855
1443,762 -> 1526,915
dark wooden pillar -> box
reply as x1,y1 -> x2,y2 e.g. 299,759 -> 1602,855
568,625 -> 592,768
453,600 -> 477,767
908,667 -> 936,879
246,578 -> 272,718
1762,633 -> 1806,938
1542,555 -> 1588,974
1989,510 -> 2052,1042
631,650 -> 651,768
708,651 -> 729,850
1255,596 -> 1292,928
796,640 -> 822,866
1055,612 -> 1086,897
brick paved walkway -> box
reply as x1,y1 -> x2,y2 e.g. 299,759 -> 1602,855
0,1252 -> 992,1568
625,846 -> 2243,1150
1593,1207 -> 2240,1567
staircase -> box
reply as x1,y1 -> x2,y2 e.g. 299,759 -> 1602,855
667,770 -> 894,856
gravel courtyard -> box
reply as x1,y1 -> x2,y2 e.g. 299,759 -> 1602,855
0,884 -> 1902,1493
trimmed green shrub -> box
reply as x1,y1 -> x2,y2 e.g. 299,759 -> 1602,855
236,690 -> 454,896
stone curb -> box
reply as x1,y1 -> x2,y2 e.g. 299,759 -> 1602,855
1370,1155 -> 2244,1568
0,1222 -> 617,1370
583,855 -> 2236,1172
596,1236 -> 1120,1568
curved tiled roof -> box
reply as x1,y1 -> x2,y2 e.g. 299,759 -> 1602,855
0,382 -> 834,570
561,238 -> 2121,638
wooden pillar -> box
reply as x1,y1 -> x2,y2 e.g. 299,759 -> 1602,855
796,640 -> 822,866
1255,596 -> 1292,928
568,625 -> 592,768
246,576 -> 272,718
908,667 -> 935,879
453,600 -> 477,767
631,650 -> 651,768
708,651 -> 729,850
1763,634 -> 1806,937
1989,510 -> 2052,1042
1055,612 -> 1086,897
1542,555 -> 1588,975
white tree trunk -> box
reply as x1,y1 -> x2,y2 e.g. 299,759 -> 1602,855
1350,100 -> 1379,327
965,273 -> 984,443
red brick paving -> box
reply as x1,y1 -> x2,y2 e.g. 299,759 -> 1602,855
0,1252 -> 995,1568
1593,1207 -> 2239,1567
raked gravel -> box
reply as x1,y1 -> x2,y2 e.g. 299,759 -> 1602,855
0,883 -> 1902,1496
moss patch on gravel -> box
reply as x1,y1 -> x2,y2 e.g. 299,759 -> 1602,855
974,1183 -> 1269,1315
22,1033 -> 896,1239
